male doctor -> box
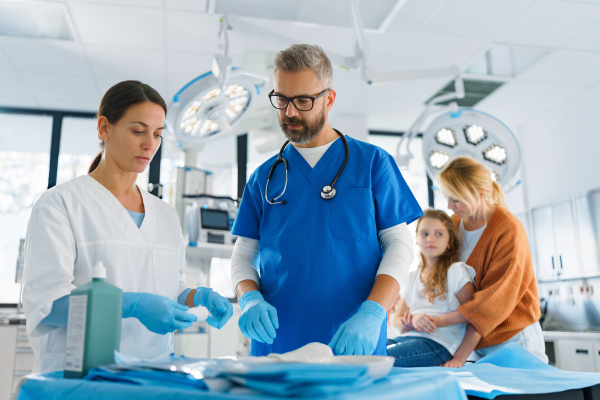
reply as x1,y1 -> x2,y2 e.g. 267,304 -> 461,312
231,44 -> 423,356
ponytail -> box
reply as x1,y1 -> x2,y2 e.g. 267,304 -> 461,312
88,151 -> 103,174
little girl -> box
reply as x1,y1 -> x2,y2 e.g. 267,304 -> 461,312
387,209 -> 481,368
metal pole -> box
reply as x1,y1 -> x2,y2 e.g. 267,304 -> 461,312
48,113 -> 64,189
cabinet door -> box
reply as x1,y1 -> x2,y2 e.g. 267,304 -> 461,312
552,201 -> 581,279
532,206 -> 556,280
575,192 -> 600,275
556,340 -> 595,372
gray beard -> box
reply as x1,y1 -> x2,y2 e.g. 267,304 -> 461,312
279,105 -> 326,145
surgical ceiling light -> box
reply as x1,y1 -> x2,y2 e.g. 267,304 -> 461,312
483,144 -> 507,165
166,19 -> 268,145
464,125 -> 487,145
430,151 -> 451,169
421,108 -> 520,188
435,128 -> 457,148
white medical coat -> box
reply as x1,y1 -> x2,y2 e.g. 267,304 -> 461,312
22,175 -> 189,373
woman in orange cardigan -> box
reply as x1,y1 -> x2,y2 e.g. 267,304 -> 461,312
436,157 -> 547,362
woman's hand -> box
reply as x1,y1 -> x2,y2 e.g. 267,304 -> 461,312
411,313 -> 436,333
399,312 -> 415,332
441,357 -> 466,368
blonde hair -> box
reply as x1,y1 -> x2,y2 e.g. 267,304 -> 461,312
417,209 -> 461,303
438,157 -> 507,218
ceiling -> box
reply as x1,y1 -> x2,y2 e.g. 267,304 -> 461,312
1,0 -> 600,133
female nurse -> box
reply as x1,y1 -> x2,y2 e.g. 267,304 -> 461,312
22,81 -> 233,373
436,156 -> 547,362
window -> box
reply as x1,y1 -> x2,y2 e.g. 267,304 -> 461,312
0,113 -> 53,304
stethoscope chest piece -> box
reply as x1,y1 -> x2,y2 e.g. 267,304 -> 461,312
321,185 -> 336,200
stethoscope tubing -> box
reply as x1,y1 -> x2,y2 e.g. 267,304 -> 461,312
265,129 -> 349,205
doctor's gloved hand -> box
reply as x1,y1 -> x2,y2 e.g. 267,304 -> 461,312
328,300 -> 386,356
238,291 -> 279,344
123,292 -> 198,335
194,287 -> 233,329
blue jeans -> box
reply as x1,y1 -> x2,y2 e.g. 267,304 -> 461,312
387,336 -> 452,367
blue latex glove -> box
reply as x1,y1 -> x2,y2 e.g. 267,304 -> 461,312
193,287 -> 233,329
238,291 -> 279,344
123,292 -> 198,335
328,300 -> 386,356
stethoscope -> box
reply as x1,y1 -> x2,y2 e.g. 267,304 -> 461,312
265,129 -> 349,205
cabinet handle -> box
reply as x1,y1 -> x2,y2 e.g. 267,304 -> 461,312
551,257 -> 555,270
576,349 -> 589,354
559,255 -> 563,269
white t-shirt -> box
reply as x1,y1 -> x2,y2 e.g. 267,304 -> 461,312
294,138 -> 338,168
459,219 -> 486,263
399,262 -> 476,354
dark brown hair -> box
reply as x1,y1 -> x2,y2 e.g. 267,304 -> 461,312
88,80 -> 167,173
416,209 -> 461,303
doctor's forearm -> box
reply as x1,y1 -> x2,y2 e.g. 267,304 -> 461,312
367,274 -> 400,311
236,279 -> 260,298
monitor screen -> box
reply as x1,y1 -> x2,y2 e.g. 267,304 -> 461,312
201,209 -> 230,231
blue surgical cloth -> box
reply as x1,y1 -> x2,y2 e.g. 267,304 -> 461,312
127,210 -> 145,228
409,342 -> 600,399
232,135 -> 423,357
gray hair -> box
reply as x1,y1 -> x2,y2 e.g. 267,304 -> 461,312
273,44 -> 333,89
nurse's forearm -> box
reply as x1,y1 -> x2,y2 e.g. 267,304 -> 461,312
236,279 -> 260,298
366,274 -> 399,310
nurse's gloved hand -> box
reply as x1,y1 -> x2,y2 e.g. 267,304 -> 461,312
123,292 -> 198,335
193,287 -> 233,329
238,291 -> 279,344
328,300 -> 386,356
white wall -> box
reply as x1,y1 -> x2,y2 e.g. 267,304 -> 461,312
520,80 -> 600,209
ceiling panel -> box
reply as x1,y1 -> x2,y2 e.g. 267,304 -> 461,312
496,0 -> 600,48
37,96 -> 99,111
385,0 -> 446,31
517,49 -> 600,85
214,0 -> 397,30
567,22 -> 600,52
70,3 -> 165,49
0,70 -> 31,96
0,46 -> 14,71
165,0 -> 209,12
64,0 -> 164,8
365,30 -> 487,71
479,80 -> 583,110
0,94 -> 39,108
21,72 -> 99,99
421,0 -> 536,40
86,46 -> 165,80
0,37 -> 91,75
474,103 -> 538,128
166,51 -> 214,83
166,11 -> 249,54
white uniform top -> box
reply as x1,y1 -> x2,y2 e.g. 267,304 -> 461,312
459,219 -> 486,263
22,175 -> 189,373
399,262 -> 476,354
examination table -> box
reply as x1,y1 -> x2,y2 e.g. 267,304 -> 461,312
15,344 -> 600,400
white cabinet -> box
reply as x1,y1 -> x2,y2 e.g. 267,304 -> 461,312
532,206 -> 556,280
532,200 -> 582,281
574,192 -> 600,276
555,340 -> 596,372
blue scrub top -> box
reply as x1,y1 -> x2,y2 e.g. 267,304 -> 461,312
232,135 -> 423,356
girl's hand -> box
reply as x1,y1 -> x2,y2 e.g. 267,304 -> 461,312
412,313 -> 436,333
400,312 -> 415,332
441,358 -> 465,368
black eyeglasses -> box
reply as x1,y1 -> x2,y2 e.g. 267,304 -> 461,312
268,89 -> 330,112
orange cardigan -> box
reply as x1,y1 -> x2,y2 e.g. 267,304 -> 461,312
453,207 -> 541,349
